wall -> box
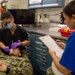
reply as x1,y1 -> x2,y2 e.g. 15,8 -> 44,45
35,0 -> 73,23
6,0 -> 73,23
7,0 -> 28,9
18,0 -> 28,9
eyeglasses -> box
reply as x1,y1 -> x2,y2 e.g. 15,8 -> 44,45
2,20 -> 12,26
1,20 -> 12,28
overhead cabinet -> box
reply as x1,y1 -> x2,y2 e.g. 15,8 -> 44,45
28,0 -> 65,9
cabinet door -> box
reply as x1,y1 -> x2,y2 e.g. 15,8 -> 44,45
27,33 -> 37,70
28,0 -> 42,8
35,34 -> 52,75
42,0 -> 65,7
28,33 -> 36,54
29,0 -> 64,8
43,0 -> 58,4
27,32 -> 36,62
29,0 -> 42,5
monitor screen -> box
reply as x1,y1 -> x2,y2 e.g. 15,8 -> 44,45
8,9 -> 35,24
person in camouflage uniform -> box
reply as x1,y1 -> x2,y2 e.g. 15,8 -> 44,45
0,49 -> 33,75
0,11 -> 33,75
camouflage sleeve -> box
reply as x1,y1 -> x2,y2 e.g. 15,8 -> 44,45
0,72 -> 6,75
46,67 -> 54,75
8,66 -> 22,75
0,51 -> 33,75
7,56 -> 33,75
8,61 -> 33,75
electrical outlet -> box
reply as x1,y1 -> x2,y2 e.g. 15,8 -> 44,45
49,8 -> 63,22
36,8 -> 63,23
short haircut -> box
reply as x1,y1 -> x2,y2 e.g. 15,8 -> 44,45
63,0 -> 75,17
1,11 -> 13,20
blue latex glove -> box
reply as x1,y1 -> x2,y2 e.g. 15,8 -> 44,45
11,42 -> 21,49
4,46 -> 10,52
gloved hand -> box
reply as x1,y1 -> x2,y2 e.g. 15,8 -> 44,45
4,46 -> 10,52
11,42 -> 21,49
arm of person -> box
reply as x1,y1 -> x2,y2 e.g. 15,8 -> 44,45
0,61 -> 11,74
20,27 -> 30,46
0,61 -> 12,74
0,41 -> 21,56
0,41 -> 6,49
11,40 -> 30,49
21,40 -> 30,46
49,50 -> 71,75
0,41 -> 10,52
56,40 -> 66,49
0,61 -> 7,72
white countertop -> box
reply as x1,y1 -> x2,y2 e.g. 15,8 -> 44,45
24,23 -> 68,40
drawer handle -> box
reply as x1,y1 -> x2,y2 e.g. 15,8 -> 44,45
43,52 -> 45,53
40,59 -> 47,63
41,46 -> 47,49
42,63 -> 46,66
42,50 -> 46,52
35,41 -> 42,45
36,47 -> 42,51
41,53 -> 47,56
42,44 -> 46,47
42,57 -> 46,60
42,57 -> 46,59
40,68 -> 46,72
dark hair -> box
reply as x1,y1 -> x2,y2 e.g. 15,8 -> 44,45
63,0 -> 75,17
1,11 -> 13,20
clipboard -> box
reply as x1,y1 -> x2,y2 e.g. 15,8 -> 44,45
39,35 -> 64,58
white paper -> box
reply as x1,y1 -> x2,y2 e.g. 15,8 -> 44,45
29,0 -> 42,4
39,35 -> 64,58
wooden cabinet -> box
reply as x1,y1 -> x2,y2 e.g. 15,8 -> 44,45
28,0 -> 65,9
